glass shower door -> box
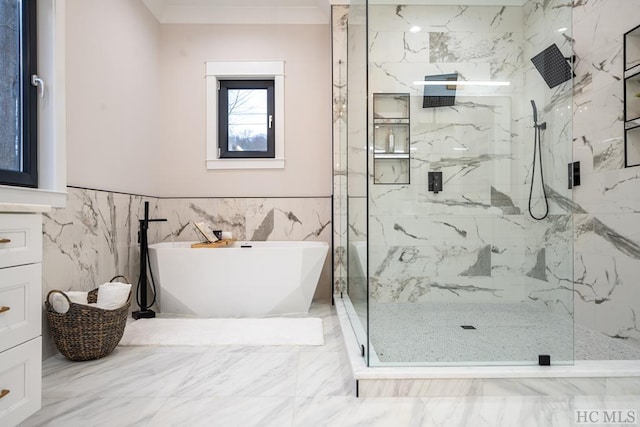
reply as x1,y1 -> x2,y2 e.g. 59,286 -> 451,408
345,0 -> 369,356
365,1 -> 574,366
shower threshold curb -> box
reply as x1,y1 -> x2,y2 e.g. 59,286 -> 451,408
334,296 -> 640,397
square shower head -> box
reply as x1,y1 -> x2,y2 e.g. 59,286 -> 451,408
422,73 -> 458,108
531,44 -> 573,89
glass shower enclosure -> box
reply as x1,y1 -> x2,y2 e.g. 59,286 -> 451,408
345,0 -> 574,366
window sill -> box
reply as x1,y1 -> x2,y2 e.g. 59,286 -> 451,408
206,158 -> 285,170
0,185 -> 67,208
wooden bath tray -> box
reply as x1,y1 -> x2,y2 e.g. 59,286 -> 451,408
191,239 -> 236,248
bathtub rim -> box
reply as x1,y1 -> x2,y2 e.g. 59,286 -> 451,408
149,240 -> 329,250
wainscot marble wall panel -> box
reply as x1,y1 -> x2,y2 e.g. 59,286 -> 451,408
43,188 -> 152,292
155,198 -> 331,245
42,187 -> 332,359
42,187 -> 156,358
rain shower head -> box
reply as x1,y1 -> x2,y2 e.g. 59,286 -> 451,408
530,44 -> 573,89
422,73 -> 458,108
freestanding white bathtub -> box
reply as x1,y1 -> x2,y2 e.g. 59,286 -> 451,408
148,241 -> 329,317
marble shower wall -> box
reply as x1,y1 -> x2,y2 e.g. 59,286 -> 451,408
571,0 -> 640,341
42,187 -> 332,358
361,4 -> 574,316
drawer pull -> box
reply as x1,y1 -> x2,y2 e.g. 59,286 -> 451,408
0,238 -> 10,244
0,389 -> 9,399
0,306 -> 9,314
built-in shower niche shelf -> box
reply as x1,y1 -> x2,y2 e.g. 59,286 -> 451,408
625,125 -> 640,167
373,93 -> 409,119
374,153 -> 410,159
624,24 -> 640,74
373,93 -> 410,184
624,72 -> 640,121
625,118 -> 640,129
624,24 -> 640,167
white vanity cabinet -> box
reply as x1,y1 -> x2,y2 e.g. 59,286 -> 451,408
0,206 -> 46,426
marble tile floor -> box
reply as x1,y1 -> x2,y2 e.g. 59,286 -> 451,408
22,302 -> 640,427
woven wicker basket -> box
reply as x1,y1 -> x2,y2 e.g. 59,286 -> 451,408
45,275 -> 132,361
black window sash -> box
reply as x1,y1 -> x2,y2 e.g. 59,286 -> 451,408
218,80 -> 275,159
0,0 -> 38,187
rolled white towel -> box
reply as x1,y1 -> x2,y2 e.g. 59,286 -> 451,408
97,281 -> 131,310
67,291 -> 90,304
50,293 -> 68,313
50,291 -> 89,314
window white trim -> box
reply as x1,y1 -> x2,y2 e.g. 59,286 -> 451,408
205,61 -> 285,170
0,0 -> 67,207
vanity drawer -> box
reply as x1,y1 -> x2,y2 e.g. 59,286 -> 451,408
0,264 -> 41,354
0,337 -> 42,427
0,214 -> 42,269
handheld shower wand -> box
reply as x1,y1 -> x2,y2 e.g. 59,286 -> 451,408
531,100 -> 537,124
528,100 -> 549,220
530,100 -> 546,130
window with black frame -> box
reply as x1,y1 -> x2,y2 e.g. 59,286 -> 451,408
218,80 -> 275,158
0,0 -> 38,187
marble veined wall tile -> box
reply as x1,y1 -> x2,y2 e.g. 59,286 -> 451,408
574,0 -> 640,53
572,0 -> 608,24
369,31 -> 413,64
575,213 -> 640,259
573,212 -> 640,339
568,0 -> 640,342
155,198 -> 219,242
156,196 -> 333,245
368,5 -> 524,34
43,188 -> 154,295
574,86 -> 623,154
210,199 -> 249,240
429,31 -> 522,72
600,168 -> 640,213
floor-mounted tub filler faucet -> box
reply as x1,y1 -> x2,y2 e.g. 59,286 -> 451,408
132,201 -> 167,320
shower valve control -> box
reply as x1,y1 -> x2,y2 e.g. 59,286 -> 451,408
428,171 -> 443,194
568,161 -> 581,189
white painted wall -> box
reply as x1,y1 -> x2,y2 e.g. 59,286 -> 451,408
158,24 -> 332,197
65,0 -> 162,195
66,2 -> 332,198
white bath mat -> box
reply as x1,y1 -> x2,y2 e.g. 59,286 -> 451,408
119,317 -> 324,346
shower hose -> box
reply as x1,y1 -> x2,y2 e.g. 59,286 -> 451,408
528,100 -> 549,221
